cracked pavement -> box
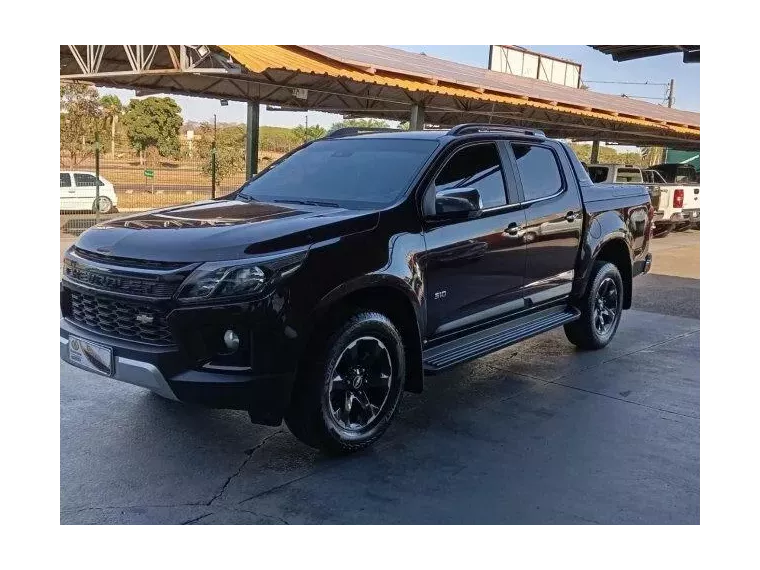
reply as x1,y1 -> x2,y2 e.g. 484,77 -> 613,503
61,305 -> 699,524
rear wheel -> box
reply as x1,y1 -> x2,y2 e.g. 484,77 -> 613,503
93,196 -> 113,214
674,222 -> 691,232
285,311 -> 406,454
564,261 -> 624,350
653,225 -> 672,238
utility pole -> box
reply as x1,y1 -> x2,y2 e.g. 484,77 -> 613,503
211,114 -> 217,199
667,79 -> 675,108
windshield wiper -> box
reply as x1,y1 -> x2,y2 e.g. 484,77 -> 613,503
273,199 -> 340,208
236,194 -> 258,202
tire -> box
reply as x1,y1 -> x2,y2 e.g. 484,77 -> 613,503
564,261 -> 624,350
284,311 -> 406,455
653,225 -> 671,238
674,222 -> 691,232
93,196 -> 113,214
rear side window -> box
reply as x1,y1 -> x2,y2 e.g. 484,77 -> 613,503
73,173 -> 101,186
587,166 -> 608,184
511,144 -> 563,201
435,143 -> 507,209
60,173 -> 71,187
615,168 -> 643,183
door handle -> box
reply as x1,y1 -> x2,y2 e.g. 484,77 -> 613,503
505,222 -> 521,237
565,211 -> 576,222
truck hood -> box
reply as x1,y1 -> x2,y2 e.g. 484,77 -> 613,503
75,199 -> 380,262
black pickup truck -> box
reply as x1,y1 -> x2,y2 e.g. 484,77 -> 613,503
60,124 -> 653,453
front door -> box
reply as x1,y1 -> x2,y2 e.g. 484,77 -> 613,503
422,142 -> 527,338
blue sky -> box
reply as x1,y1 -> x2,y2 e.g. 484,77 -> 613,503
101,45 -> 699,129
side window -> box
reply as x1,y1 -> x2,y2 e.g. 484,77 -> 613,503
615,168 -> 643,183
587,166 -> 608,184
435,143 -> 507,209
511,144 -> 563,201
73,173 -> 99,187
60,173 -> 71,188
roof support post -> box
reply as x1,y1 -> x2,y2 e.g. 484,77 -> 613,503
246,102 -> 260,179
410,103 -> 425,131
590,139 -> 600,163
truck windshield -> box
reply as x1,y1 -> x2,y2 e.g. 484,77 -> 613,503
238,138 -> 438,209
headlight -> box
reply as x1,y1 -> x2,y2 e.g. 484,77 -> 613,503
177,250 -> 306,301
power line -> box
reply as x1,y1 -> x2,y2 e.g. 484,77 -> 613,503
583,79 -> 669,86
619,94 -> 668,101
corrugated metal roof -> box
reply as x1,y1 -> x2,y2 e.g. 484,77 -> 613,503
218,45 -> 699,138
303,45 -> 698,128
592,45 -> 700,63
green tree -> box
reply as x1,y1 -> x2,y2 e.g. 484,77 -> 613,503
60,82 -> 102,166
329,118 -> 391,132
293,124 -> 326,142
396,121 -> 410,131
195,123 -> 247,183
122,97 -> 183,164
100,94 -> 123,159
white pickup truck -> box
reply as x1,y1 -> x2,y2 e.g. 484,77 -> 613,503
587,163 -> 686,237
650,163 -> 700,232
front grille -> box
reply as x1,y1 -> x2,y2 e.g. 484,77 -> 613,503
63,260 -> 181,298
69,290 -> 174,345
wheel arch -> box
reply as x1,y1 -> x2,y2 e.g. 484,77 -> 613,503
589,237 -> 633,309
306,278 -> 424,394
574,208 -> 635,309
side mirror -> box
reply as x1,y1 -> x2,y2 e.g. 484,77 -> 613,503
434,187 -> 483,218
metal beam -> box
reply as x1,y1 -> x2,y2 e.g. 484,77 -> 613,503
410,103 -> 425,130
246,102 -> 260,179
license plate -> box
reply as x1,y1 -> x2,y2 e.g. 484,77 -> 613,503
68,335 -> 113,376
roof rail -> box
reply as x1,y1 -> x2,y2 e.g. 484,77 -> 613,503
326,127 -> 403,138
447,123 -> 546,138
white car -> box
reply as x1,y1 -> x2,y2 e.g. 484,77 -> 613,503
60,171 -> 118,213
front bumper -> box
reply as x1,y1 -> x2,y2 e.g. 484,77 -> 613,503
60,312 -> 296,426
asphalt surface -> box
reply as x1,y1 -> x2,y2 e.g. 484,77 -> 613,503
60,231 -> 700,524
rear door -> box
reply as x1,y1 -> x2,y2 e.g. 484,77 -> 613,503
508,141 -> 583,304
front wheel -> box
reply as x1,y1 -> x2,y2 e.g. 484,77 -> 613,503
285,311 -> 406,454
564,261 -> 624,350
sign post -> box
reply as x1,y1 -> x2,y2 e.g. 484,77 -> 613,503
144,168 -> 154,193
95,133 -> 101,223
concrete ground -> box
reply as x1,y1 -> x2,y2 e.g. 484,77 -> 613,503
60,231 -> 699,524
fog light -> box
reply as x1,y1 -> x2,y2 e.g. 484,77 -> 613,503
223,330 -> 240,351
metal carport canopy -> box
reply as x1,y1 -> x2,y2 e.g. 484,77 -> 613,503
60,45 -> 699,149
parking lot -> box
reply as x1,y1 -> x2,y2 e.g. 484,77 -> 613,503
60,231 -> 699,524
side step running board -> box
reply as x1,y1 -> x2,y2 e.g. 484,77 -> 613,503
423,305 -> 581,373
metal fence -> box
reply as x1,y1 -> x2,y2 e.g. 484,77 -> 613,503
60,135 -> 295,238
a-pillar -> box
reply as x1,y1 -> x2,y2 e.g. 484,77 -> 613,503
245,102 -> 260,178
